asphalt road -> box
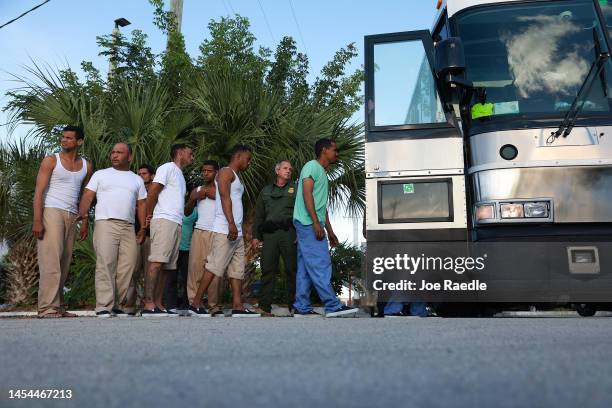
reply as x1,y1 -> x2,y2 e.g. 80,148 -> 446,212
1,316 -> 611,408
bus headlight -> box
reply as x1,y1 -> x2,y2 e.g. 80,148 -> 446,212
524,202 -> 549,218
475,204 -> 495,221
500,203 -> 524,218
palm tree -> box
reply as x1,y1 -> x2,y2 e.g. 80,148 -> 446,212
0,139 -> 48,305
2,13 -> 364,307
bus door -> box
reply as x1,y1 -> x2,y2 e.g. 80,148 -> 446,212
364,30 -> 468,301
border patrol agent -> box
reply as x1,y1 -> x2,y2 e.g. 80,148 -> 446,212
252,160 -> 297,316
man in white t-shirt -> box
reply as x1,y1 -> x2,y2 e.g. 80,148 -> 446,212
78,143 -> 147,317
143,144 -> 194,317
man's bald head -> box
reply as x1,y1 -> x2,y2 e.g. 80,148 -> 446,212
110,143 -> 132,170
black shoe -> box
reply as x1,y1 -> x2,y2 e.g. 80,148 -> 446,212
231,309 -> 261,317
293,310 -> 321,317
96,310 -> 113,318
141,308 -> 168,318
187,305 -> 211,317
112,308 -> 135,317
164,308 -> 179,317
325,306 -> 359,318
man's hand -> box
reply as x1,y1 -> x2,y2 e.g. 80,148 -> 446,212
227,222 -> 238,241
190,187 -> 208,202
136,228 -> 146,245
199,186 -> 211,200
145,214 -> 152,228
251,238 -> 262,250
313,223 -> 325,241
74,212 -> 88,223
32,220 -> 45,240
328,231 -> 339,248
78,219 -> 89,242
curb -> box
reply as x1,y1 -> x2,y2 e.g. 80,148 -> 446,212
495,311 -> 612,317
0,311 -> 96,318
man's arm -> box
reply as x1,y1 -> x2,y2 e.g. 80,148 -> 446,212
136,199 -> 146,244
325,209 -> 338,247
32,155 -> 56,239
76,188 -> 96,241
302,177 -> 325,240
79,159 -> 93,198
145,182 -> 164,226
184,187 -> 199,216
217,168 -> 238,241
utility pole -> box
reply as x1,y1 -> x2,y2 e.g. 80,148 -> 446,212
171,0 -> 183,33
108,17 -> 131,80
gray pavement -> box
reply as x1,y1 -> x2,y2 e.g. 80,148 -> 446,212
1,316 -> 612,408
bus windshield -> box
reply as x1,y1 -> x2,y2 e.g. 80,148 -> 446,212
455,0 -> 612,129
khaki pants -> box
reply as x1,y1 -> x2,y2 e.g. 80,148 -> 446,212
187,229 -> 223,310
93,219 -> 138,313
37,208 -> 76,316
125,236 -> 150,310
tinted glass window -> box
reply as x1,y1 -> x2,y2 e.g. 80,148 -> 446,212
457,0 -> 612,122
380,180 -> 452,222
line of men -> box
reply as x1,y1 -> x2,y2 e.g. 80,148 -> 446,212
33,125 -> 359,318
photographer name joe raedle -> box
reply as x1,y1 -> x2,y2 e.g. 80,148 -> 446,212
372,279 -> 488,291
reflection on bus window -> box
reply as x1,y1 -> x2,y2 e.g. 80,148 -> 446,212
374,41 -> 446,127
457,0 -> 612,121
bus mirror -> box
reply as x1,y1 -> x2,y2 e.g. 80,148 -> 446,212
435,37 -> 472,88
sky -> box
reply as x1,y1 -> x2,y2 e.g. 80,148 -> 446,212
0,0 -> 441,244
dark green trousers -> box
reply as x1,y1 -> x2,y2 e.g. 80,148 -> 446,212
259,228 -> 297,312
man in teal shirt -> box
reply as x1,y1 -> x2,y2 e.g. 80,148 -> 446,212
293,138 -> 358,317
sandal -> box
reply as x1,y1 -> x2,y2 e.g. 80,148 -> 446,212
61,311 -> 78,318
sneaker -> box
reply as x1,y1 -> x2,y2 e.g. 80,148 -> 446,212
96,310 -> 113,318
325,306 -> 359,318
293,310 -> 321,317
187,305 -> 211,317
112,308 -> 135,317
141,308 -> 168,318
231,309 -> 261,317
211,310 -> 225,317
165,308 -> 180,317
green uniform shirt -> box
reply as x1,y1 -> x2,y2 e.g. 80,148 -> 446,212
293,160 -> 328,226
252,180 -> 297,240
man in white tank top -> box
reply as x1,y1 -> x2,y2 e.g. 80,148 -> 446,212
183,161 -> 224,316
32,125 -> 92,318
77,143 -> 147,317
194,145 -> 260,317
142,144 -> 193,317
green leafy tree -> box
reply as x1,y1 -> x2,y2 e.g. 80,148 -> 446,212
2,7 -> 364,308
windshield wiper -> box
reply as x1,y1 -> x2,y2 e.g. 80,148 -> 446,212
548,29 -> 610,144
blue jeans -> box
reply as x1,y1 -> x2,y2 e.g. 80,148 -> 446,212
384,302 -> 427,317
292,220 -> 341,313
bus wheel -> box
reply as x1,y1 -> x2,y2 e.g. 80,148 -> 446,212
575,303 -> 596,317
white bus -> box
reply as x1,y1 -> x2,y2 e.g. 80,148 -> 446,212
364,0 -> 612,316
